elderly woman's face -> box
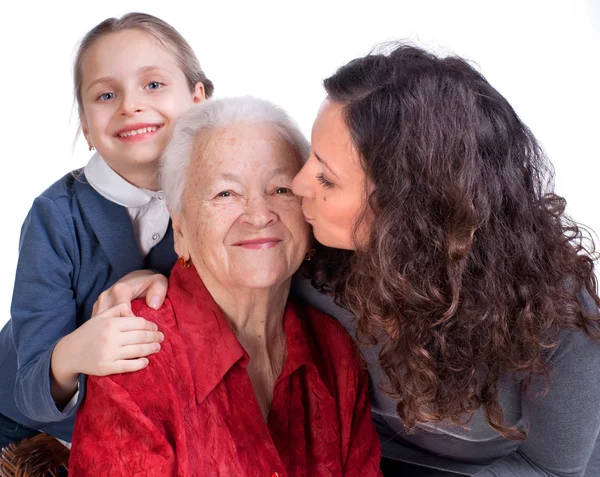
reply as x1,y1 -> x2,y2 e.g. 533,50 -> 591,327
174,123 -> 310,290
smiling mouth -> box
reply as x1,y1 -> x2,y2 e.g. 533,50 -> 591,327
117,125 -> 161,138
233,238 -> 282,249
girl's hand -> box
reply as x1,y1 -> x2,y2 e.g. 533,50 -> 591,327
93,270 -> 169,316
50,303 -> 164,405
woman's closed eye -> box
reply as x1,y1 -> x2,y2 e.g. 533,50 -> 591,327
316,173 -> 334,189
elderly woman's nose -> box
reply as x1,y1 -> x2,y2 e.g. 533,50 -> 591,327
291,161 -> 314,199
242,196 -> 278,228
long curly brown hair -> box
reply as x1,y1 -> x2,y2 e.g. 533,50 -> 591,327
310,44 -> 600,440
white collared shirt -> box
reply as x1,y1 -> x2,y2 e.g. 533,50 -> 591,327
84,153 -> 170,258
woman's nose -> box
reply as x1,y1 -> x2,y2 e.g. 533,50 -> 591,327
242,196 -> 278,229
291,162 -> 315,199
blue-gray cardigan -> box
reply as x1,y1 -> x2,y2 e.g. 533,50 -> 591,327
0,170 -> 177,441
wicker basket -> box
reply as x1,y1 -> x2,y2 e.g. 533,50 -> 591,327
0,433 -> 69,477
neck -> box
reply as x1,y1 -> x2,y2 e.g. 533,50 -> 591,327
198,272 -> 291,421
202,275 -> 291,345
106,159 -> 160,190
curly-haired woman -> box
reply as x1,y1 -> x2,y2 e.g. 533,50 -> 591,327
97,44 -> 600,476
290,44 -> 600,476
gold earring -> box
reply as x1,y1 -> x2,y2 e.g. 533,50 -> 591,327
177,256 -> 192,268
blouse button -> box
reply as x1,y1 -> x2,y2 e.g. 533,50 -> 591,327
152,233 -> 160,241
271,473 -> 283,477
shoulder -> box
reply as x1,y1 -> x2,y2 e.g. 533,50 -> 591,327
130,297 -> 180,340
304,304 -> 359,358
36,169 -> 84,202
295,301 -> 364,392
27,169 -> 89,221
107,298 -> 184,394
545,287 -> 600,366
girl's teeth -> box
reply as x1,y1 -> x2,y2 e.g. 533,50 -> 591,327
119,126 -> 158,138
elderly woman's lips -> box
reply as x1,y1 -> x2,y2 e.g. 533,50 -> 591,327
233,238 -> 282,249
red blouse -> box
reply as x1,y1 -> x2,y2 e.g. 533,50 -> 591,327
69,265 -> 382,476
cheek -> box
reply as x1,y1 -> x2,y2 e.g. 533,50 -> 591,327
192,203 -> 244,257
185,208 -> 222,255
163,90 -> 196,118
277,200 -> 310,241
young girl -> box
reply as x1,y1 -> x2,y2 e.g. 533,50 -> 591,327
0,12 -> 213,448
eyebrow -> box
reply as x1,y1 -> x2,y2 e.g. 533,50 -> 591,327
218,167 -> 295,184
314,151 -> 340,179
85,66 -> 169,92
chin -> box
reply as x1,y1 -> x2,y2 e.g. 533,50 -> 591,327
312,227 -> 351,251
234,268 -> 291,290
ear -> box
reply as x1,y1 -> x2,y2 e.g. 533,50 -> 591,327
81,117 -> 93,148
171,215 -> 190,259
192,82 -> 206,104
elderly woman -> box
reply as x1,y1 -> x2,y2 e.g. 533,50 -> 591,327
67,97 -> 382,476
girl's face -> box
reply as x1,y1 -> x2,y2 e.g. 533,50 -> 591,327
80,29 -> 204,189
291,100 -> 370,251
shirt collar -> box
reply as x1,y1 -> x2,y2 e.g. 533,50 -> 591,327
84,153 -> 162,208
167,265 -> 323,405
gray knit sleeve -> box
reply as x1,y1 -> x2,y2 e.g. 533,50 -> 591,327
475,302 -> 600,477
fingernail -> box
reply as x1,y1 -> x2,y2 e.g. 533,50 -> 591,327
158,332 -> 165,342
149,296 -> 161,309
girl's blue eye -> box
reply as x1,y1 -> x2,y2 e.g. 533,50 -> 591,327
147,81 -> 163,90
98,92 -> 115,101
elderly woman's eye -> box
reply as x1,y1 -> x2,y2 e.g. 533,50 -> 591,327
216,191 -> 233,198
274,187 -> 292,195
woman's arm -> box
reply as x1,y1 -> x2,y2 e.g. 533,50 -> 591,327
69,375 -> 175,476
70,300 -> 183,476
474,328 -> 600,477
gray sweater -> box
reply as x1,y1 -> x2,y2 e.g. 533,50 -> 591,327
292,277 -> 600,476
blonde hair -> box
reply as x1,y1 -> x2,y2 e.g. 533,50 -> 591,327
73,12 -> 214,126
161,96 -> 310,215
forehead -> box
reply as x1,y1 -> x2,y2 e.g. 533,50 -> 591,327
191,123 -> 300,180
313,100 -> 362,172
81,29 -> 178,82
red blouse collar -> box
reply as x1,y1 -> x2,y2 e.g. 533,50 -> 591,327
167,264 -> 326,404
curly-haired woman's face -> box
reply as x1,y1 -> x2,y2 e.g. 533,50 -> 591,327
292,100 -> 370,251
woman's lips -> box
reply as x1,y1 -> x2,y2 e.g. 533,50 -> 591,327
233,238 -> 282,250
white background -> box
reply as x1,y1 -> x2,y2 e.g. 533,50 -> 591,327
1,0 -> 599,327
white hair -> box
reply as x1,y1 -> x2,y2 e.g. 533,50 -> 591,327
160,96 -> 310,215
